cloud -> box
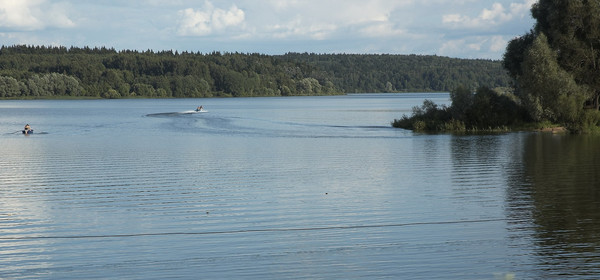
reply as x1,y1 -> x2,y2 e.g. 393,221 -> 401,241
177,1 -> 245,36
0,1 -> 537,59
489,35 -> 508,52
442,0 -> 534,29
358,22 -> 405,38
260,0 -> 410,40
509,0 -> 537,17
0,0 -> 74,31
439,35 -> 510,58
267,17 -> 335,40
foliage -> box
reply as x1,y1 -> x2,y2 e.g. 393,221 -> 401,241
518,34 -> 590,126
449,84 -> 473,120
0,73 -> 84,98
392,99 -> 452,131
463,86 -> 525,129
0,46 -> 338,99
283,53 -> 510,93
393,86 -> 526,132
0,45 -> 510,99
503,0 -> 600,133
503,31 -> 535,80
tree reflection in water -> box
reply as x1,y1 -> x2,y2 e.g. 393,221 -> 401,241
506,133 -> 600,278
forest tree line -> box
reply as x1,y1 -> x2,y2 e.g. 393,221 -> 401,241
0,45 -> 510,99
281,53 -> 510,92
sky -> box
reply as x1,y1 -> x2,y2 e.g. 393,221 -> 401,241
0,0 -> 537,59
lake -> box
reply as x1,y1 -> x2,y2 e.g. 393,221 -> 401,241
1,93 -> 599,279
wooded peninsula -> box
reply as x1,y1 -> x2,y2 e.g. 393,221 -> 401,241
0,45 -> 509,99
394,0 -> 600,134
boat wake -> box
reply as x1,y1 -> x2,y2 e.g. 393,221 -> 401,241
145,110 -> 207,118
5,131 -> 49,135
145,111 -> 405,139
180,110 -> 208,114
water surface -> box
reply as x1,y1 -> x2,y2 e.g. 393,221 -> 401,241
1,94 -> 599,279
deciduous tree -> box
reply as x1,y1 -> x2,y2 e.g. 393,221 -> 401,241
503,0 -> 600,132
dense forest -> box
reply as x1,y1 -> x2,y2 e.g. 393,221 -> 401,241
0,45 -> 510,99
281,53 -> 509,92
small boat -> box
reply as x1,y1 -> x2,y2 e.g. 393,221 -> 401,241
22,129 -> 34,134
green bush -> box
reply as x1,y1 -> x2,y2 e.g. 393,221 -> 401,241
413,120 -> 426,131
394,85 -> 528,132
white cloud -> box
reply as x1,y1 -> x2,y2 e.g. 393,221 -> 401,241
0,0 -> 43,30
269,16 -> 337,40
358,22 -> 405,38
260,0 -> 410,40
442,0 -> 534,29
489,35 -> 508,52
46,2 -> 75,28
177,1 -> 245,36
439,35 -> 511,58
510,0 -> 536,17
0,0 -> 74,31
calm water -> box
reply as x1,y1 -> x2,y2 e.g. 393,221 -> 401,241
1,93 -> 599,279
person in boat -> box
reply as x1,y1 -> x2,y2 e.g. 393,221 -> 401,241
196,106 -> 203,112
23,124 -> 31,134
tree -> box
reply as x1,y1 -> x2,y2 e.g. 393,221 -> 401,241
465,86 -> 524,128
102,88 -> 121,99
132,83 -> 156,97
531,0 -> 600,109
503,0 -> 600,132
297,78 -> 322,95
449,85 -> 473,120
518,34 -> 588,124
0,76 -> 22,97
503,31 -> 535,80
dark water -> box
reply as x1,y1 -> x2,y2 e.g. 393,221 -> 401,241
1,94 -> 599,279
